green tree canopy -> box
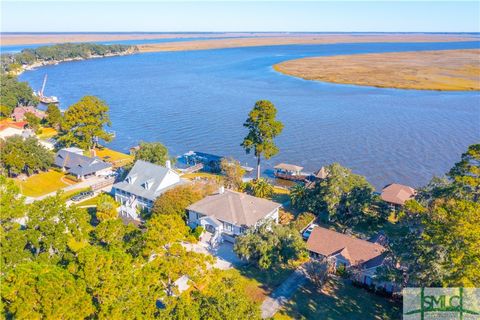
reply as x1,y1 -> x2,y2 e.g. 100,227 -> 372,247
45,103 -> 63,129
448,143 -> 480,202
24,112 -> 41,133
0,136 -> 53,177
234,222 -> 306,269
246,178 -> 274,199
152,184 -> 206,218
58,96 -> 112,150
0,74 -> 38,112
134,141 -> 170,166
241,100 -> 283,180
221,157 -> 245,191
95,193 -> 119,222
1,262 -> 94,319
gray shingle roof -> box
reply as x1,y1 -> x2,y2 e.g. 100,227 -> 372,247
113,160 -> 182,201
54,149 -> 111,177
187,189 -> 281,227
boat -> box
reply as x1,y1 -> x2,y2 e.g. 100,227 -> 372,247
35,74 -> 59,104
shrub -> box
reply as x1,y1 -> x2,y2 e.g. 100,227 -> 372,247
191,226 -> 204,240
293,212 -> 316,232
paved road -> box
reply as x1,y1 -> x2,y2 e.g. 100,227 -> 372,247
261,266 -> 308,319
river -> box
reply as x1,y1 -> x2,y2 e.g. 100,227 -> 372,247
18,40 -> 480,189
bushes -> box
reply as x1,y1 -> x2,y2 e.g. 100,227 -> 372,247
293,212 -> 316,232
191,226 -> 204,240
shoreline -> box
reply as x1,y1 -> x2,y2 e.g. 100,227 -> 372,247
273,49 -> 480,91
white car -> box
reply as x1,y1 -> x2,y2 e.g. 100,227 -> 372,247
302,224 -> 318,240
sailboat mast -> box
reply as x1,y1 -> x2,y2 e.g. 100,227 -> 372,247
41,74 -> 47,96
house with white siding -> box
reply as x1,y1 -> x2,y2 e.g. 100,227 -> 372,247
112,160 -> 184,220
187,188 -> 281,245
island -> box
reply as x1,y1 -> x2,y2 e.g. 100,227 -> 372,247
273,49 -> 480,91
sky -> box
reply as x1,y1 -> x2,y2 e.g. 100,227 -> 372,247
1,1 -> 479,33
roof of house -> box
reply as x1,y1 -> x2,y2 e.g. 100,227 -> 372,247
55,149 -> 111,177
306,227 -> 386,267
314,166 -> 329,179
187,189 -> 281,227
0,121 -> 27,131
12,106 -> 46,119
113,160 -> 182,201
381,183 -> 416,206
274,163 -> 304,172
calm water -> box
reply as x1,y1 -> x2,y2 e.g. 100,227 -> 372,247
19,41 -> 480,189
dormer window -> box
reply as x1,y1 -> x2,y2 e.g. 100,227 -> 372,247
127,174 -> 137,184
143,178 -> 154,190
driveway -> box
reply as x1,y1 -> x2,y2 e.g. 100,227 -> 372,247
261,265 -> 308,319
183,237 -> 245,270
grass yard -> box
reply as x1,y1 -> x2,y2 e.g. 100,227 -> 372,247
274,277 -> 401,320
37,127 -> 58,139
14,170 -> 69,197
182,172 -> 223,181
94,146 -> 133,167
237,264 -> 296,301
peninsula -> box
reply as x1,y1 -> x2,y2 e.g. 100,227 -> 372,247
136,34 -> 478,52
273,49 -> 480,91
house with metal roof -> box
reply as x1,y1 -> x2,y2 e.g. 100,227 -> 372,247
112,160 -> 184,220
54,148 -> 112,180
187,187 -> 281,245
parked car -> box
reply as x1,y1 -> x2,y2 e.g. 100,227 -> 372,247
302,223 -> 318,240
71,191 -> 94,202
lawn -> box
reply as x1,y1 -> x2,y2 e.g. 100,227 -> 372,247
182,172 -> 223,181
94,146 -> 133,167
37,127 -> 58,139
274,277 -> 401,320
237,264 -> 296,302
14,170 -> 69,197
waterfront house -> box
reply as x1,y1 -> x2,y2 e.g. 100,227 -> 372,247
0,123 -> 25,140
274,163 -> 305,181
112,160 -> 183,220
54,148 -> 112,180
11,106 -> 46,122
313,166 -> 329,180
187,187 -> 281,245
306,226 -> 398,292
380,183 -> 416,210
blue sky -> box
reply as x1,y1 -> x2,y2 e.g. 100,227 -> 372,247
1,1 -> 479,33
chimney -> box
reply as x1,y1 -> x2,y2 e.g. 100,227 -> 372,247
218,186 -> 225,194
165,160 -> 171,169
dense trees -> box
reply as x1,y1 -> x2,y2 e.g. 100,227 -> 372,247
0,74 -> 38,114
45,103 -> 63,129
58,96 -> 113,150
290,163 -> 388,229
381,144 -> 480,288
235,222 -> 306,269
241,100 -> 283,180
1,262 -> 95,319
1,43 -> 135,72
220,157 -> 245,191
95,193 -> 119,222
165,270 -> 261,320
0,136 -> 53,176
134,141 -> 171,166
152,183 -> 217,218
245,178 -> 274,198
1,173 -> 256,319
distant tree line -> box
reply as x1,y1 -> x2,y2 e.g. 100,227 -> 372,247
1,43 -> 137,73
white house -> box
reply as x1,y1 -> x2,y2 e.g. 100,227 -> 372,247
112,160 -> 184,220
187,188 -> 281,245
54,148 -> 112,180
